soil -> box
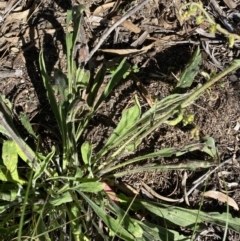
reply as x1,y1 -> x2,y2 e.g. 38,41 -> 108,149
0,0 -> 240,240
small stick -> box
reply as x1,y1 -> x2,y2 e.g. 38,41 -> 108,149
85,0 -> 151,64
0,70 -> 22,78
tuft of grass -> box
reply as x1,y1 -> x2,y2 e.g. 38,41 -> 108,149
0,4 -> 239,241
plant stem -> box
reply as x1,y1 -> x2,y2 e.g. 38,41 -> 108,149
181,59 -> 240,108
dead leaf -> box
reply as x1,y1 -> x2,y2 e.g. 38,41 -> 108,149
112,16 -> 141,34
5,36 -> 19,44
131,31 -> 149,47
5,0 -> 17,14
93,2 -> 115,16
182,171 -> 190,206
100,42 -> 154,55
6,8 -> 30,21
223,0 -> 237,9
204,190 -> 239,210
0,2 -> 6,8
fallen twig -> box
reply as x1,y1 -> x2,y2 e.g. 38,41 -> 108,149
0,69 -> 22,78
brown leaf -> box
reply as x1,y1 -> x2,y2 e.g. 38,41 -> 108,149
93,2 -> 115,16
5,0 -> 17,14
100,42 -> 154,55
112,16 -> 141,34
223,0 -> 237,9
204,190 -> 239,210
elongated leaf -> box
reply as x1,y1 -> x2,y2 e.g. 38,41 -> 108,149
68,203 -> 82,235
0,96 -> 38,170
94,58 -> 130,110
201,136 -> 218,158
39,51 -> 66,137
81,141 -> 92,165
0,182 -> 19,201
203,191 -> 239,210
78,191 -> 134,241
2,140 -> 26,184
0,165 -> 11,182
105,96 -> 141,148
134,200 -> 240,233
34,217 -> 51,241
104,137 -> 216,175
19,112 -> 37,139
109,199 -> 143,238
109,160 -> 213,178
66,5 -> 85,88
0,126 -> 10,137
72,5 -> 86,55
32,146 -> 55,186
76,67 -> 90,88
138,220 -> 189,241
177,46 -> 201,88
49,192 -> 72,206
71,181 -> 104,193
87,65 -> 106,107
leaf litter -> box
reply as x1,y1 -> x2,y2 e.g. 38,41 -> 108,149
0,0 -> 240,240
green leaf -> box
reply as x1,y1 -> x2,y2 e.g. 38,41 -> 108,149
19,112 -> 37,139
0,125 -> 10,137
201,212 -> 240,232
49,192 -> 72,206
0,165 -> 11,182
177,46 -> 201,88
0,183 -> 19,201
78,191 -> 134,241
34,217 -> 51,241
2,140 -> 26,184
201,136 -> 218,158
71,181 -> 104,193
81,141 -> 92,165
87,64 -> 106,107
105,96 -> 141,148
66,5 -> 85,88
53,68 -> 68,89
109,199 -> 143,238
76,67 -> 90,88
39,51 -> 66,137
32,146 -> 55,186
72,5 -> 86,52
94,58 -> 130,110
138,220 -> 189,241
109,160 -> 213,178
69,203 -> 82,235
104,138 -> 216,175
135,201 -> 240,233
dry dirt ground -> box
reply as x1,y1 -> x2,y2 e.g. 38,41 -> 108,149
1,0 -> 240,240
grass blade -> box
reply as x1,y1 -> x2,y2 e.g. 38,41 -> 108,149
176,46 -> 201,89
78,191 -> 135,241
39,51 -> 66,138
93,58 -> 130,111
